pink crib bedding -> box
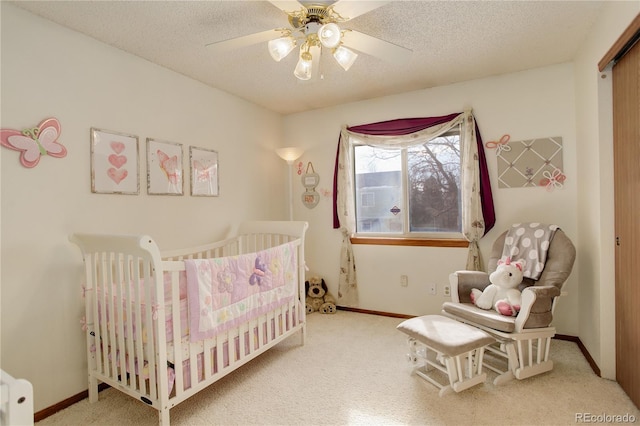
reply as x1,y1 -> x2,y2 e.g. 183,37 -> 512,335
184,241 -> 298,342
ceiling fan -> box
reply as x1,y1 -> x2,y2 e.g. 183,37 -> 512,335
206,0 -> 412,80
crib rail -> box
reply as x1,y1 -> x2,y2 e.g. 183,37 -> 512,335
70,221 -> 307,425
1,370 -> 34,426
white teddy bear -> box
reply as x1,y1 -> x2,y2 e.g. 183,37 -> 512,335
470,257 -> 525,316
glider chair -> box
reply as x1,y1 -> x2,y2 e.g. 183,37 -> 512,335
442,224 -> 576,385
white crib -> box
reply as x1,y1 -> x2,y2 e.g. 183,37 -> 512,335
70,221 -> 308,425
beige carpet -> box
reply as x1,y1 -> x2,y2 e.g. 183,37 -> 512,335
37,311 -> 639,425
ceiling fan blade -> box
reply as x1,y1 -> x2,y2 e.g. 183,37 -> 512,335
331,0 -> 390,21
268,1 -> 305,15
341,30 -> 412,64
206,29 -> 283,53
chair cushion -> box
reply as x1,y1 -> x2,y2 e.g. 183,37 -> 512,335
442,302 -> 516,333
397,315 -> 495,357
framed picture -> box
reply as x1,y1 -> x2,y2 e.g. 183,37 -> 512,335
190,146 -> 219,196
90,128 -> 139,194
146,138 -> 184,195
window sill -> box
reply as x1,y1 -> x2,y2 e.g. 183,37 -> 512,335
350,237 -> 469,248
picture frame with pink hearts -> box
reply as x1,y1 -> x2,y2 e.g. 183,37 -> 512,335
90,128 -> 139,195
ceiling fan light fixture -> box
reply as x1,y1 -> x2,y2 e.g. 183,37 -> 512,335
268,36 -> 296,62
333,45 -> 358,71
294,50 -> 313,80
318,23 -> 341,48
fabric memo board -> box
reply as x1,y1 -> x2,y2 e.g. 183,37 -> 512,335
496,137 -> 563,188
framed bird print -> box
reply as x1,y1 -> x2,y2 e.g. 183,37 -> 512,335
147,138 -> 184,195
90,128 -> 139,195
190,146 -> 219,196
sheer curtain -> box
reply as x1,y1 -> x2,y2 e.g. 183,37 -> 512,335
332,110 -> 495,306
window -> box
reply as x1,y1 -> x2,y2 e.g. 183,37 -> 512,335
334,111 -> 494,301
353,128 -> 462,238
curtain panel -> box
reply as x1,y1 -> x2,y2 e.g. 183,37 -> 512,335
332,111 -> 495,305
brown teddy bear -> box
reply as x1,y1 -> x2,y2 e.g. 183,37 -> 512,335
305,276 -> 337,314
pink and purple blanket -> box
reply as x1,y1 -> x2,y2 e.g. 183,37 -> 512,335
185,242 -> 298,342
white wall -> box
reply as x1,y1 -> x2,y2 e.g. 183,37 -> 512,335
0,4 -> 286,411
573,1 -> 639,380
285,63 -> 580,332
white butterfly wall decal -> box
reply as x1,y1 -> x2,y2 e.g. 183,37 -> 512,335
1,117 -> 67,168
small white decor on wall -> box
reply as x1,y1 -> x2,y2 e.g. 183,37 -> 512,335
146,138 -> 183,195
301,162 -> 320,209
90,128 -> 139,195
190,146 -> 219,196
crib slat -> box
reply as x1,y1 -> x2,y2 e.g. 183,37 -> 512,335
189,341 -> 198,390
277,307 -> 283,337
231,330 -> 239,367
94,254 -> 105,378
268,310 -> 276,342
250,318 -> 259,352
85,253 -> 99,403
173,339 -> 184,396
239,323 -> 246,359
105,253 -> 119,382
123,256 -> 137,390
170,268 -> 183,396
89,255 -> 102,373
284,302 -> 291,332
114,254 -> 128,387
216,333 -> 224,374
203,338 -> 214,381
143,260 -> 158,400
226,330 -> 236,368
132,259 -> 147,396
258,316 -> 266,348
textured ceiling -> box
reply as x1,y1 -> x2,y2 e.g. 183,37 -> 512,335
10,1 -> 605,115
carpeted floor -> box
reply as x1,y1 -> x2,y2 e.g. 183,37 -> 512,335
37,311 -> 639,425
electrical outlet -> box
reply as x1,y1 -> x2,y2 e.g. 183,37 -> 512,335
428,283 -> 437,295
400,275 -> 408,287
444,286 -> 450,296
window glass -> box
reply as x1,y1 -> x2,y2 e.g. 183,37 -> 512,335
353,130 -> 461,237
354,145 -> 403,233
407,133 -> 461,233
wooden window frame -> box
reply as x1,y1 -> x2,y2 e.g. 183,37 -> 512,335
350,236 -> 469,248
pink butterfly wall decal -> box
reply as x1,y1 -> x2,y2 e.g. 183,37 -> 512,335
157,149 -> 180,184
0,117 -> 67,168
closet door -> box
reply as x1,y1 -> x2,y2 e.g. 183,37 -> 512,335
613,28 -> 640,408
